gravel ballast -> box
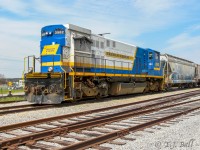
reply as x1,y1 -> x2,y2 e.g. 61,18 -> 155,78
0,88 -> 200,150
101,110 -> 200,150
0,88 -> 200,127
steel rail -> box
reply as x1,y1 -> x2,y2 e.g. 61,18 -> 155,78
0,104 -> 38,110
57,99 -> 200,132
1,97 -> 200,148
0,105 -> 55,116
0,90 -> 198,115
0,100 -> 25,104
0,90 -> 199,132
58,106 -> 200,150
0,95 -> 24,98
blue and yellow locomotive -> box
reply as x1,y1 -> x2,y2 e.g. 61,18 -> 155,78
24,24 -> 164,104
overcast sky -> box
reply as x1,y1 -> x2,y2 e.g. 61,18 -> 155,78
0,0 -> 200,77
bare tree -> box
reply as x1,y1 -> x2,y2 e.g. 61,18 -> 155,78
0,74 -> 6,84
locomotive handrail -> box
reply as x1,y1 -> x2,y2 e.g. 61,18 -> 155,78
22,56 -> 28,80
23,55 -> 35,74
53,54 -> 67,89
73,55 -> 134,76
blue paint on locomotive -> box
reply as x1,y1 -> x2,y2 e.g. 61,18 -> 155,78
132,47 -> 147,74
40,25 -> 66,73
41,66 -> 63,73
139,48 -> 161,76
135,47 -> 163,76
41,55 -> 61,62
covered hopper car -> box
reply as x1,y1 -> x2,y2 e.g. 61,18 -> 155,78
160,54 -> 197,88
196,65 -> 200,86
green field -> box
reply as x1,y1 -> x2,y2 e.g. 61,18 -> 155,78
0,88 -> 25,102
0,96 -> 25,103
0,88 -> 24,95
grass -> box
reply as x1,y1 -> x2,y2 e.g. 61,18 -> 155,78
0,88 -> 25,103
0,88 -> 24,95
0,96 -> 25,103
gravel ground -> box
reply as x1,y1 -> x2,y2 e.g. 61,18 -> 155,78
0,88 -> 200,127
1,88 -> 200,150
0,101 -> 28,107
101,110 -> 200,150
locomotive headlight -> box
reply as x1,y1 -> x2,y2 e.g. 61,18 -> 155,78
48,67 -> 53,72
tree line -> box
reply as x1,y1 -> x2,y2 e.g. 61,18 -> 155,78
0,74 -> 6,84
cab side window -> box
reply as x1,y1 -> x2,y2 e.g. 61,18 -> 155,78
149,52 -> 153,60
155,52 -> 159,60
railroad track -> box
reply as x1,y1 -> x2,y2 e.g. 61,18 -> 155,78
0,95 -> 24,98
0,100 -> 25,104
0,90 -> 199,130
0,90 -> 200,149
0,104 -> 56,115
0,87 -> 182,105
0,87 -> 195,105
0,90 -> 199,116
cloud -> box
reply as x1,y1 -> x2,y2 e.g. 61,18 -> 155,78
167,33 -> 200,50
132,0 -> 178,15
0,18 -> 41,37
0,0 -> 30,16
0,0 -> 200,77
165,26 -> 200,63
0,18 -> 43,56
0,18 -> 41,77
187,24 -> 200,32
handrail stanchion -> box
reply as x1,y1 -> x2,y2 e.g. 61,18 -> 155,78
105,59 -> 106,75
22,57 -> 28,81
57,54 -> 67,89
95,57 -> 96,76
33,56 -> 35,72
74,56 -> 76,72
40,55 -> 42,72
128,62 -> 130,76
83,56 -> 85,74
121,61 -> 123,76
28,56 -> 30,71
53,55 -> 54,72
114,60 -> 115,75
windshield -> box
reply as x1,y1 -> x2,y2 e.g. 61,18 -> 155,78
41,28 -> 65,37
